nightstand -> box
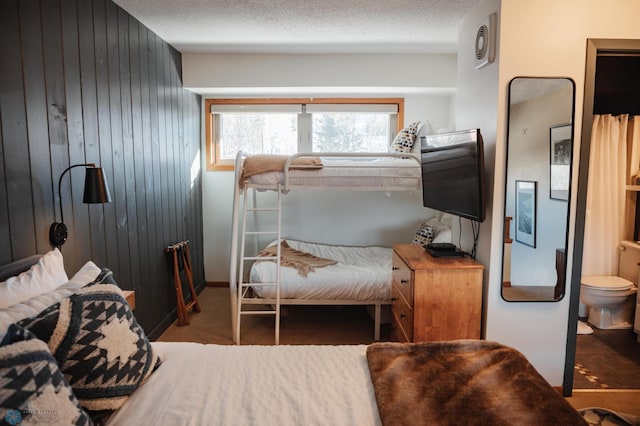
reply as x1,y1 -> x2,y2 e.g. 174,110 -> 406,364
122,290 -> 136,311
391,244 -> 484,342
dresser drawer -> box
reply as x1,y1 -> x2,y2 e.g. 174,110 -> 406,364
392,252 -> 413,305
391,312 -> 410,342
391,283 -> 413,342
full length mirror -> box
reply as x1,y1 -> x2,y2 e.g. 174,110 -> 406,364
502,77 -> 575,302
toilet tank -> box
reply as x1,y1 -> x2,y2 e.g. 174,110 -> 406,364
618,241 -> 640,284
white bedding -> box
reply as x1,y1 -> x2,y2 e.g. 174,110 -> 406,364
250,240 -> 392,300
106,342 -> 381,426
247,157 -> 420,190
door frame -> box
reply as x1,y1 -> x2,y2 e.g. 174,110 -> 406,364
562,38 -> 640,396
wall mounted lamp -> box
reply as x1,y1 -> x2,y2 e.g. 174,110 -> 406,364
49,163 -> 112,248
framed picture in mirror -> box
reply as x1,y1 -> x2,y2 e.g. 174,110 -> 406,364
515,180 -> 536,248
550,124 -> 572,200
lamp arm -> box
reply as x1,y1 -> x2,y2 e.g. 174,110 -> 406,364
56,163 -> 95,223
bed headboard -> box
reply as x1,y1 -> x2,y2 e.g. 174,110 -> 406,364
0,255 -> 42,282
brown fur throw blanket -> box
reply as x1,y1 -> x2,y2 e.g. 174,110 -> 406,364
366,340 -> 587,426
239,154 -> 322,186
257,240 -> 337,277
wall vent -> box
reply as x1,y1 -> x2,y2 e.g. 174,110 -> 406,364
475,13 -> 497,69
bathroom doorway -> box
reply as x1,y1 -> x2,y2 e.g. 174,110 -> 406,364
564,39 -> 640,394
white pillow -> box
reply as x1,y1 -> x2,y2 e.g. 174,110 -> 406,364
412,122 -> 430,154
439,213 -> 455,228
0,261 -> 101,341
69,261 -> 101,286
0,282 -> 82,340
426,217 -> 453,243
433,228 -> 453,243
0,249 -> 69,309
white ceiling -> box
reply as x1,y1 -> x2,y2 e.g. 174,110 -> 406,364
114,0 -> 481,54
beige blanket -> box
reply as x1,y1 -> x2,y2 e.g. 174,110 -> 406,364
239,154 -> 322,186
366,340 -> 587,426
257,240 -> 337,277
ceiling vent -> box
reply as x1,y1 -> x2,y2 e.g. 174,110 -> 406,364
475,13 -> 496,69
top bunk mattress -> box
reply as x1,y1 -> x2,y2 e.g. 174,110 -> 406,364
244,155 -> 421,191
250,239 -> 392,301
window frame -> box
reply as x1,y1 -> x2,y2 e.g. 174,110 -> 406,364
205,98 -> 405,171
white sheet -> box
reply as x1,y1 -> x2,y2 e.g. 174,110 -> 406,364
247,157 -> 420,190
106,342 -> 381,426
250,240 -> 392,300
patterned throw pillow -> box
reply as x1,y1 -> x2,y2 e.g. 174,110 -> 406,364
412,223 -> 435,245
17,269 -> 160,413
390,121 -> 421,153
0,324 -> 92,425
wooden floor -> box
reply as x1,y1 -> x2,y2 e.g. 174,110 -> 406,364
157,287 -> 640,417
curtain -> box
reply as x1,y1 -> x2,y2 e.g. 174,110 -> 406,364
582,114 -> 639,275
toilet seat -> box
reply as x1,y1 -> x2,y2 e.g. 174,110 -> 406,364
581,275 -> 634,291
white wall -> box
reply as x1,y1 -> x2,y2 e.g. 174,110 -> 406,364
456,0 -> 501,337
189,53 -> 458,282
462,0 -> 640,386
183,53 -> 456,93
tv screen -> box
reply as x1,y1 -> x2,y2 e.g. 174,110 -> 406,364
421,129 -> 486,222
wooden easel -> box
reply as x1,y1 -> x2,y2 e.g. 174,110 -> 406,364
165,240 -> 201,326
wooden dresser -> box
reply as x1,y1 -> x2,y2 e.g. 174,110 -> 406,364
391,244 -> 484,343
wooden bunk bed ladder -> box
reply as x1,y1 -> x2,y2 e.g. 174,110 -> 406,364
166,240 -> 201,326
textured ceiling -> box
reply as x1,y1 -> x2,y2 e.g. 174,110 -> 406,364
114,0 -> 481,54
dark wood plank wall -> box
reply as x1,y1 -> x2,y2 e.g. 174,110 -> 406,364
0,0 -> 203,340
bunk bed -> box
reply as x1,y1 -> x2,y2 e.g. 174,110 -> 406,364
229,151 -> 422,344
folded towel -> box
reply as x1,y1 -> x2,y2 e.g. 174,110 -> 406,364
257,240 -> 337,277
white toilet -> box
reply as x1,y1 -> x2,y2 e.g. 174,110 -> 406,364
580,241 -> 639,330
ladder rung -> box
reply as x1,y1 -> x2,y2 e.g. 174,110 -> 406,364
246,207 -> 279,212
240,297 -> 279,304
243,256 -> 277,261
241,282 -> 277,287
245,231 -> 278,235
240,310 -> 277,316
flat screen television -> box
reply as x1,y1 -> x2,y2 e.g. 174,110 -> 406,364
420,128 -> 486,222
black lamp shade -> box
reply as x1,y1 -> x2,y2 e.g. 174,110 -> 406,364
50,163 -> 112,248
83,167 -> 111,204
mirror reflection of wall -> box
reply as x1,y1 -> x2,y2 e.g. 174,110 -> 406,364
502,77 -> 575,302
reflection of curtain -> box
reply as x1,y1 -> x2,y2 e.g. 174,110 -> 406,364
583,114 -> 639,275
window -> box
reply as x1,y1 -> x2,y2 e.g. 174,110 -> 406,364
205,98 -> 404,170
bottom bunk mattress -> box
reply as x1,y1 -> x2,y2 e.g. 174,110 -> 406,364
105,342 -> 381,426
249,239 -> 392,301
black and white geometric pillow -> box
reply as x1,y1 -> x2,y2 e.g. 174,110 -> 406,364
0,324 -> 92,425
390,121 -> 421,153
17,269 -> 161,414
412,223 -> 435,245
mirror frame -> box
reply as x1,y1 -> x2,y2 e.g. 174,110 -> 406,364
501,76 -> 576,302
